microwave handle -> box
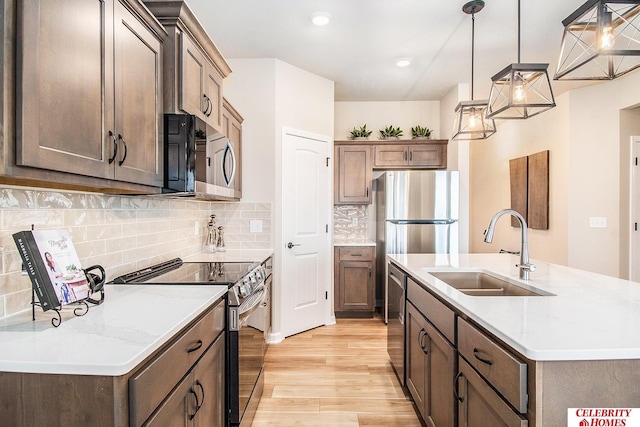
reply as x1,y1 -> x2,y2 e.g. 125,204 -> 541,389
222,140 -> 236,188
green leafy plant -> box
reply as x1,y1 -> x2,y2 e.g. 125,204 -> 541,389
411,125 -> 432,139
379,125 -> 403,138
349,124 -> 373,139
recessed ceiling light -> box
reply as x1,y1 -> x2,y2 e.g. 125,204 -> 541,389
310,12 -> 332,26
396,58 -> 412,68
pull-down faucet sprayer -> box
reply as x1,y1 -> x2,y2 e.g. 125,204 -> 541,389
484,209 -> 536,280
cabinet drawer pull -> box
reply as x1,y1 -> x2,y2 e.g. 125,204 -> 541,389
187,339 -> 203,353
188,385 -> 200,420
418,328 -> 428,354
454,371 -> 465,402
473,348 -> 493,365
117,134 -> 128,166
195,379 -> 204,414
350,253 -> 362,257
108,131 -> 118,164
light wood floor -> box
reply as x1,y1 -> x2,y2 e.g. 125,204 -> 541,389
252,317 -> 423,427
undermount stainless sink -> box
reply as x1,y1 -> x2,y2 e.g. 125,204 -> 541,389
430,271 -> 552,297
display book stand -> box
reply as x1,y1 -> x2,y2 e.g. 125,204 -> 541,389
27,264 -> 106,327
18,225 -> 106,328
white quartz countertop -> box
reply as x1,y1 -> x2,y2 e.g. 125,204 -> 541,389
389,253 -> 640,362
183,249 -> 273,263
0,284 -> 228,376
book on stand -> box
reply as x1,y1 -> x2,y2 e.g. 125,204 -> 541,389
13,229 -> 90,312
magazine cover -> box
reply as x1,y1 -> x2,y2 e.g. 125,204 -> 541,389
13,229 -> 90,310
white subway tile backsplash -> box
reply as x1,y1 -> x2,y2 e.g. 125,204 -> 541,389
0,185 -> 272,319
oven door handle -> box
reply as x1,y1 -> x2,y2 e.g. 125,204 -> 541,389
238,286 -> 267,324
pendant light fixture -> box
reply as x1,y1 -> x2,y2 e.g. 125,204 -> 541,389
555,1 -> 640,80
486,0 -> 556,119
452,0 -> 496,141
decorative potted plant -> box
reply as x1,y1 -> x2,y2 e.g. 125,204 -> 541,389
349,124 -> 373,140
379,125 -> 403,139
411,125 -> 432,139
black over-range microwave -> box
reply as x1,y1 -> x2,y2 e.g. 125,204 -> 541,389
163,114 -> 240,200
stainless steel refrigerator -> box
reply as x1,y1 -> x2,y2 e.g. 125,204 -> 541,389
376,170 -> 459,323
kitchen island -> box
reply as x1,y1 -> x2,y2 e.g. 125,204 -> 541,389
389,253 -> 640,427
0,284 -> 228,426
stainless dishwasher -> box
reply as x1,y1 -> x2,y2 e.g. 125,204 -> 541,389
386,261 -> 407,385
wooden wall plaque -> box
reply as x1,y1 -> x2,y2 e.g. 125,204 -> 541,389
509,150 -> 549,230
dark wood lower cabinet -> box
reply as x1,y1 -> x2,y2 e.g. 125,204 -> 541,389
0,299 -> 226,427
406,301 -> 455,427
145,333 -> 226,426
457,357 -> 528,427
334,246 -> 375,317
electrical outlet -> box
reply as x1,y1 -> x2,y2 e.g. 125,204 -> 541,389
351,217 -> 358,226
194,221 -> 200,236
589,217 -> 607,228
250,220 -> 263,233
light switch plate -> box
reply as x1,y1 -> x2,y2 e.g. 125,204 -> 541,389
589,217 -> 607,228
250,220 -> 263,233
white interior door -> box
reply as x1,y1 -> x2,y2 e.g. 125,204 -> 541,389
632,136 -> 640,282
281,128 -> 331,337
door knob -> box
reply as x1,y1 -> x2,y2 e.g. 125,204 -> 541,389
287,242 -> 301,249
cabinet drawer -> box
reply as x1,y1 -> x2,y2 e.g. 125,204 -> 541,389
129,298 -> 225,426
458,357 -> 528,427
407,277 -> 455,344
458,318 -> 527,413
338,246 -> 374,261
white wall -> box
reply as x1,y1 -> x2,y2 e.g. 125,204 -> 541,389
469,70 -> 640,277
469,97 -> 570,267
334,101 -> 439,141
223,59 -> 334,342
566,72 -> 640,276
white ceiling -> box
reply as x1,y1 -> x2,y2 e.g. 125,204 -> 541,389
185,0 -> 592,102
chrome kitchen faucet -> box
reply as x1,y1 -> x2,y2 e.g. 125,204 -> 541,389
483,209 -> 536,280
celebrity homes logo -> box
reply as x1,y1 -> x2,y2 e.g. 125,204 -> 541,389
568,408 -> 640,426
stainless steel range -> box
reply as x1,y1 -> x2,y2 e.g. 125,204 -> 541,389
112,258 -> 268,427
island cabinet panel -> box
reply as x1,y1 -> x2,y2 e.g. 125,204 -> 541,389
457,357 -> 528,427
406,281 -> 456,427
15,0 -> 164,188
458,318 -> 528,413
334,246 -> 375,316
334,145 -> 372,204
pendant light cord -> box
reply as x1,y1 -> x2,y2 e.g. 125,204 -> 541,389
517,0 -> 521,63
471,11 -> 475,100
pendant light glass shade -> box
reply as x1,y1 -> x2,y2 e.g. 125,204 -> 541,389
487,63 -> 556,119
555,0 -> 640,80
453,99 -> 497,140
486,0 -> 556,119
452,0 -> 496,140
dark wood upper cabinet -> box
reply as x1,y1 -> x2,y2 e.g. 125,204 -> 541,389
15,0 -> 165,188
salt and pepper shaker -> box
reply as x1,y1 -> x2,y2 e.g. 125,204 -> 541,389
217,226 -> 226,252
204,214 -> 218,253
